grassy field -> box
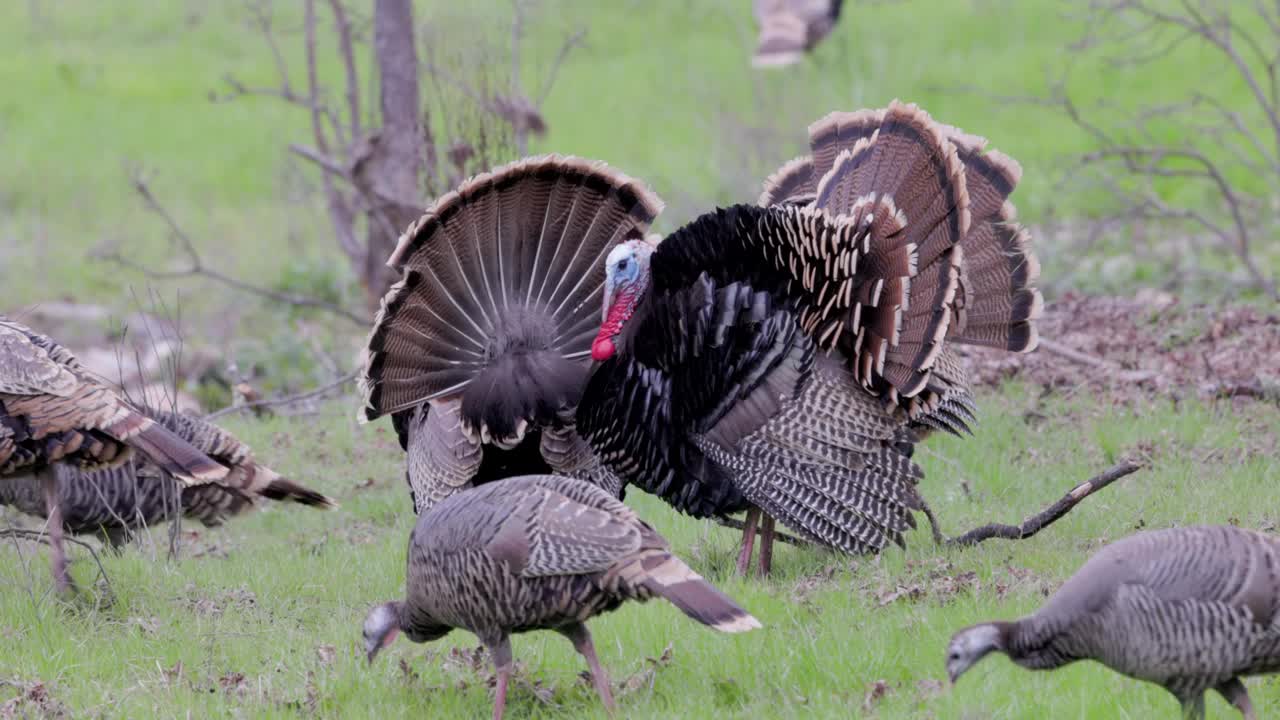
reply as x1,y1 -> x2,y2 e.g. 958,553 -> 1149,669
2,389 -> 1279,719
3,1 -> 1280,718
0,0 -> 1268,311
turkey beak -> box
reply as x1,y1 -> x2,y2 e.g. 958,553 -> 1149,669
602,282 -> 615,324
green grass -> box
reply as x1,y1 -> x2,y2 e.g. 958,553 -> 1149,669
3,2 -> 1280,717
3,390 -> 1279,718
0,0 -> 1269,311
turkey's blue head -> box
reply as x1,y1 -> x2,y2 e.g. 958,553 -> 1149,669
593,238 -> 655,361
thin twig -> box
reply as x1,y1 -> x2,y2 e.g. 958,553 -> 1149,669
1037,338 -> 1159,383
925,460 -> 1144,547
204,369 -> 359,420
0,527 -> 115,596
101,174 -> 371,326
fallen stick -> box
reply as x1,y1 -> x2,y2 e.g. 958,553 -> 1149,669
1037,339 -> 1158,383
922,460 -> 1144,547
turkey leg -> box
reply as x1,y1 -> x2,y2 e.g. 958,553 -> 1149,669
735,507 -> 761,576
488,635 -> 513,720
39,468 -> 74,593
757,515 -> 776,577
1214,678 -> 1255,720
562,622 -> 615,712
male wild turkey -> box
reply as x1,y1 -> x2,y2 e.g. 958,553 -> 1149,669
0,407 -> 335,549
362,474 -> 760,719
752,0 -> 845,68
946,525 -> 1280,719
577,100 -> 1041,574
0,317 -> 228,590
358,156 -> 659,513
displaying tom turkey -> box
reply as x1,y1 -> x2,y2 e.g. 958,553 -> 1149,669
577,100 -> 1042,574
0,317 -> 228,591
947,525 -> 1280,720
0,407 -> 335,549
362,474 -> 760,720
752,0 -> 845,68
358,156 -> 660,514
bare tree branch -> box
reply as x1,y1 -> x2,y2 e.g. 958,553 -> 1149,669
327,0 -> 362,141
99,174 -> 371,327
205,368 -> 358,420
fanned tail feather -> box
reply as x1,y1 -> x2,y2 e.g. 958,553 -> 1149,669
360,155 -> 665,444
806,101 -> 970,402
634,550 -> 762,632
938,126 -> 1042,353
758,102 -> 1041,415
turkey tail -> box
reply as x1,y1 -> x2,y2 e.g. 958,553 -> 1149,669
805,100 -> 970,402
939,126 -> 1042,353
360,155 -> 664,445
758,156 -> 816,206
635,551 -> 762,633
259,474 -> 339,509
119,419 -> 227,485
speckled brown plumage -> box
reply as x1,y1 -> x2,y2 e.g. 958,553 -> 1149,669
948,525 -> 1280,719
362,474 -> 759,719
0,317 -> 228,590
0,407 -> 335,549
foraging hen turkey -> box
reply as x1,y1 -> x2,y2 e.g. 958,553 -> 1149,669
362,474 -> 760,719
947,525 -> 1280,719
0,407 -> 335,549
358,156 -> 659,513
577,100 -> 1042,574
0,316 -> 228,590
752,0 -> 845,68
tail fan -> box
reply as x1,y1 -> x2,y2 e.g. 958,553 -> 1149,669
635,551 -> 762,633
806,101 -> 971,401
938,126 -> 1042,353
360,155 -> 665,446
758,156 -> 816,206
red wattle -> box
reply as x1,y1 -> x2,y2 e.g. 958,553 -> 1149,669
591,335 -> 616,361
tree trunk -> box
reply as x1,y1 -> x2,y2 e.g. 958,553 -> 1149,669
361,0 -> 425,308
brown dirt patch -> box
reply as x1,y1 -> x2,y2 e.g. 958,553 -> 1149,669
960,291 -> 1280,404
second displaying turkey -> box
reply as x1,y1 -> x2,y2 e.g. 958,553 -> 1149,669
577,100 -> 1042,574
358,156 -> 660,514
